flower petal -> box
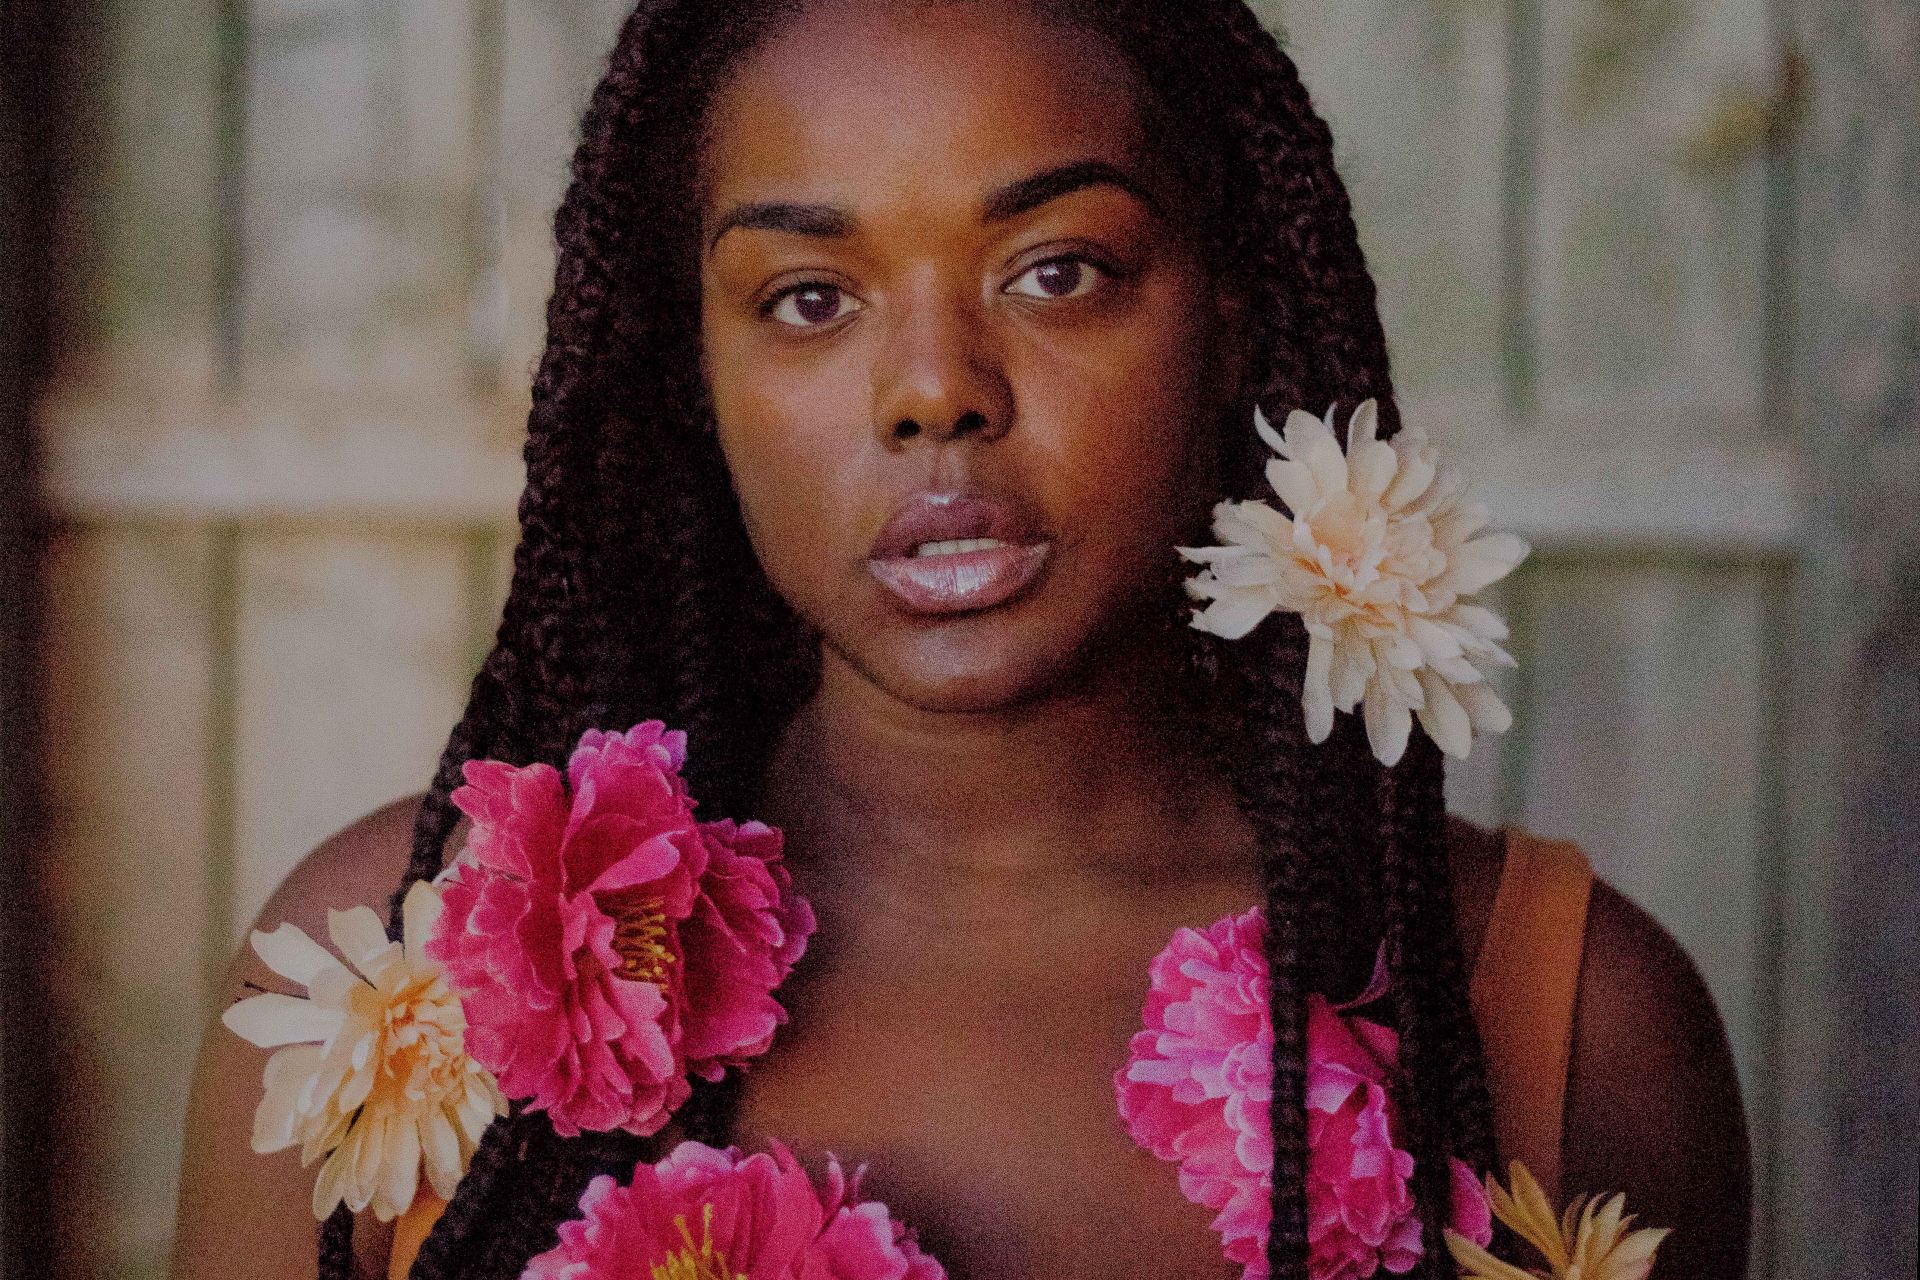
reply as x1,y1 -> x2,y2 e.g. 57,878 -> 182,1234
1303,431 -> 1350,497
1364,695 -> 1413,767
1253,404 -> 1288,456
421,1108 -> 464,1198
1210,554 -> 1284,589
1302,631 -> 1335,744
249,923 -> 345,989
374,1117 -> 421,1222
402,880 -> 444,971
252,1044 -> 324,1153
1443,1230 -> 1536,1280
1214,498 -> 1293,551
347,1111 -> 387,1214
1600,1226 -> 1671,1280
1266,458 -> 1321,518
1415,670 -> 1473,759
1444,533 -> 1531,595
1447,602 -> 1510,643
1384,447 -> 1436,509
1190,591 -> 1276,641
1345,398 -> 1380,450
1454,680 -> 1513,735
1494,1161 -> 1570,1269
223,993 -> 343,1048
1282,407 -> 1332,460
312,1134 -> 355,1220
1349,439 -> 1398,503
1328,632 -> 1374,710
327,905 -> 395,980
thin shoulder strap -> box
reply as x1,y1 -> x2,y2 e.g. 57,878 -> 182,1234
1466,825 -> 1594,1206
388,1192 -> 447,1280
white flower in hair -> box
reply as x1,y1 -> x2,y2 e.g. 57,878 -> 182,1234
1177,399 -> 1530,767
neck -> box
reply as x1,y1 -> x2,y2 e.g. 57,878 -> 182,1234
760,624 -> 1246,895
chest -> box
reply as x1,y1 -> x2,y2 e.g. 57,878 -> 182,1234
730,889 -> 1251,1279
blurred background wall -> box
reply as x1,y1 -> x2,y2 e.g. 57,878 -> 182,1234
5,0 -> 1914,1277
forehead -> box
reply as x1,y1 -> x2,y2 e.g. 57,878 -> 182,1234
698,0 -> 1159,219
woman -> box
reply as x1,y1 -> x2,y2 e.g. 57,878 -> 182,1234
174,1 -> 1752,1276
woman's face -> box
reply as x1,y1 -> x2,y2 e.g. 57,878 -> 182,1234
697,0 -> 1243,714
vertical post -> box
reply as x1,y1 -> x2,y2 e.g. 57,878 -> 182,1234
1759,5 -> 1803,429
1747,560 -> 1795,1279
202,521 -> 242,1000
463,521 -> 507,680
213,0 -> 250,394
1499,0 -> 1543,427
0,2 -> 67,1275
1495,552 -> 1542,826
465,0 -> 508,398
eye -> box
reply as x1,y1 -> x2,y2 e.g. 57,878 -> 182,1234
764,282 -> 862,329
1005,255 -> 1107,301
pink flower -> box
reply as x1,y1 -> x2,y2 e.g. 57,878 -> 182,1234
521,1140 -> 945,1280
1115,908 -> 1272,1182
1114,907 -> 1494,1279
1448,1156 -> 1493,1249
1304,995 -> 1420,1277
680,818 -> 818,1078
425,723 -> 815,1138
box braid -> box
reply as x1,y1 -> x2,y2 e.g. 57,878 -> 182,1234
331,2 -> 1505,1276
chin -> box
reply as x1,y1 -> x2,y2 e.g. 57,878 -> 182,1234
826,603 -> 1106,715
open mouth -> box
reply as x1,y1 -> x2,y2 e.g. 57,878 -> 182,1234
865,493 -> 1053,617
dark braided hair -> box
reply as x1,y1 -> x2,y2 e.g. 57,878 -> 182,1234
353,2 -> 1504,1275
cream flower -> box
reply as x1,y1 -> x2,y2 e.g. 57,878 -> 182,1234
1178,400 -> 1529,766
221,879 -> 507,1221
1444,1161 -> 1671,1280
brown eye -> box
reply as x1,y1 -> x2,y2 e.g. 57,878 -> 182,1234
768,283 -> 861,328
1006,256 -> 1104,301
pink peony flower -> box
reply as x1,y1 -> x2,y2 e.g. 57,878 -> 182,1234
680,817 -> 819,1078
1114,906 -> 1494,1279
1448,1156 -> 1493,1250
521,1139 -> 945,1280
425,723 -> 815,1138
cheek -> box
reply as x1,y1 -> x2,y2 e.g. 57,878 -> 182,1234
709,360 -> 871,604
1018,306 -> 1219,550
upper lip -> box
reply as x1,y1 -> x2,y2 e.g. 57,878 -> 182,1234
867,490 -> 1048,560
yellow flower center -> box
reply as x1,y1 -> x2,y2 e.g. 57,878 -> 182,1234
368,974 -> 468,1104
599,888 -> 677,986
1308,491 -> 1376,569
651,1204 -> 744,1280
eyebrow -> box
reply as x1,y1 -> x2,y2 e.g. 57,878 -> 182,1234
704,158 -> 1159,257
706,201 -> 855,257
982,159 -> 1160,225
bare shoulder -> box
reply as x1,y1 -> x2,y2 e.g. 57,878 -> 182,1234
171,794 -> 431,1280
1563,876 -> 1752,1278
1443,814 -> 1752,1279
248,793 -> 429,939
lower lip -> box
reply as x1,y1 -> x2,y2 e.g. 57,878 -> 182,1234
866,542 -> 1052,616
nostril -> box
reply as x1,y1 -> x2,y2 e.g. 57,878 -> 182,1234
952,409 -> 986,437
894,418 -> 923,441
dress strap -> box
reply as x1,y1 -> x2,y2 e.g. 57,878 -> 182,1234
388,1191 -> 447,1280
1466,825 -> 1594,1205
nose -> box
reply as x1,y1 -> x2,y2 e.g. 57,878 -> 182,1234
872,285 -> 1014,452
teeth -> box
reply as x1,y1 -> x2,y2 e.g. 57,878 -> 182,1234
910,537 -> 1006,558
